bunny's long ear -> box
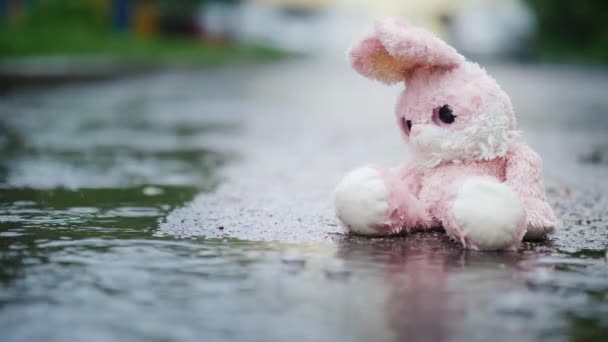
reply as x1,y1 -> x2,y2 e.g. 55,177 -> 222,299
349,18 -> 465,84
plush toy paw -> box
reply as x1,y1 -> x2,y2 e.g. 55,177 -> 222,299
334,167 -> 389,236
452,177 -> 525,250
523,199 -> 557,240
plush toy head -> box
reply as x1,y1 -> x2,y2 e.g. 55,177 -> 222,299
350,18 -> 517,168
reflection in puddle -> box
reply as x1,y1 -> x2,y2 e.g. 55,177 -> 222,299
336,234 -> 608,342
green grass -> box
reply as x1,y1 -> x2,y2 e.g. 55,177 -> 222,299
524,0 -> 608,65
0,24 -> 286,66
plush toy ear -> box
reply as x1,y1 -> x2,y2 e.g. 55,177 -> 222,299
349,18 -> 465,84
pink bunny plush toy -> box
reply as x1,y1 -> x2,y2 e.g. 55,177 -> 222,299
334,18 -> 557,250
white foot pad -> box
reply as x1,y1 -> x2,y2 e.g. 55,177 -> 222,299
334,167 -> 389,235
453,177 -> 524,249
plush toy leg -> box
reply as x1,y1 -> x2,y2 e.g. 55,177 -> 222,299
334,166 -> 428,236
442,177 -> 526,250
521,198 -> 557,241
524,221 -> 555,240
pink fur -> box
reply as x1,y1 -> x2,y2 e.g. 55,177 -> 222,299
350,18 -> 464,84
506,144 -> 557,239
377,166 -> 430,233
336,18 -> 557,250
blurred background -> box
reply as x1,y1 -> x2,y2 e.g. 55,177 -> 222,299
2,0 -> 608,77
2,1 -> 608,342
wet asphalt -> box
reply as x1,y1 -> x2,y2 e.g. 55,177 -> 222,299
1,58 -> 608,341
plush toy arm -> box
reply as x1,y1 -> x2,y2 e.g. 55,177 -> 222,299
505,144 -> 557,238
334,164 -> 430,236
390,163 -> 423,196
385,163 -> 432,228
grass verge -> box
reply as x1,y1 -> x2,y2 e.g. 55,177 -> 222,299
0,24 -> 286,66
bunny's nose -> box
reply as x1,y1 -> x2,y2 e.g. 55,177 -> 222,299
411,125 -> 423,136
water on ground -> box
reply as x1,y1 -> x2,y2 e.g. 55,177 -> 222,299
1,59 -> 608,342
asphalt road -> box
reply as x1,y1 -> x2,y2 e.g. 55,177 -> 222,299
1,58 -> 608,342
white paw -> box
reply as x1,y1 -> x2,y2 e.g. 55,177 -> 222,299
334,167 -> 389,236
453,177 -> 524,250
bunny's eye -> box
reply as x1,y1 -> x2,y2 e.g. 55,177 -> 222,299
401,117 -> 412,135
432,104 -> 456,126
439,105 -> 456,123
